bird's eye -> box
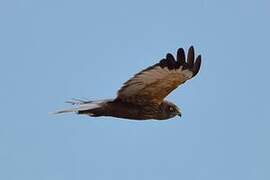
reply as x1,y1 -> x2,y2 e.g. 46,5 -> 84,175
169,107 -> 174,112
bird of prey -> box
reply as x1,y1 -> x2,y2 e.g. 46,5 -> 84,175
54,46 -> 202,120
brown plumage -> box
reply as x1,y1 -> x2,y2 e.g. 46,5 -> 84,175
54,46 -> 202,120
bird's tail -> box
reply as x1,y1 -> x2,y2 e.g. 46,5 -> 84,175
52,98 -> 107,116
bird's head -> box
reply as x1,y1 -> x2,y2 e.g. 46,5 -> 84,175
161,101 -> 181,119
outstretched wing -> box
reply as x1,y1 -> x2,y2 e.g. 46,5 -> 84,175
115,46 -> 202,105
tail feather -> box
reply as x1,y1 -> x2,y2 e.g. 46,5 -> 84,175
65,98 -> 92,105
53,99 -> 109,116
52,108 -> 79,114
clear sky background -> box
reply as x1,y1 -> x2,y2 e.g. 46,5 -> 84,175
0,0 -> 269,179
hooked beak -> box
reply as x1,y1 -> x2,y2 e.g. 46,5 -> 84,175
176,107 -> 181,117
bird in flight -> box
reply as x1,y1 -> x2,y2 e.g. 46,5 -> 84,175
54,46 -> 202,120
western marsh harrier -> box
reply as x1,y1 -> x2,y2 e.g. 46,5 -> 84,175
54,46 -> 202,120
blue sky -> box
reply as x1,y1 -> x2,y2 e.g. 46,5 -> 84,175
0,0 -> 269,179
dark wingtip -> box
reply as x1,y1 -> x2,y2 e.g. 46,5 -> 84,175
187,46 -> 195,67
166,53 -> 177,69
166,53 -> 174,60
177,48 -> 186,65
191,55 -> 202,77
158,46 -> 201,75
189,46 -> 194,52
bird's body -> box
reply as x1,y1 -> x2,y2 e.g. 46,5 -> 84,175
54,46 -> 202,120
73,99 -> 179,120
